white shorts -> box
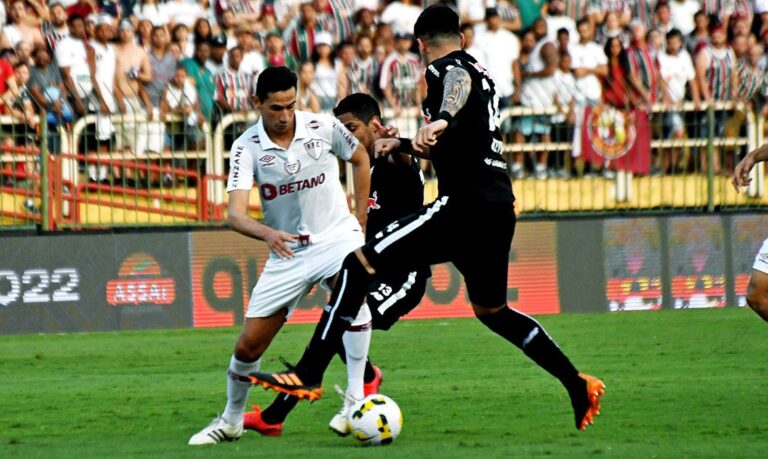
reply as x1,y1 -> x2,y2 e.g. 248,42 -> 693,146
246,229 -> 365,319
753,238 -> 768,274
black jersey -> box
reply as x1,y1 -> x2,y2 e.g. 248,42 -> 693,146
366,155 -> 425,241
422,50 -> 514,206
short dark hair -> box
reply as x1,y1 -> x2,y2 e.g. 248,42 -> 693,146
414,5 -> 460,43
67,14 -> 84,25
333,93 -> 381,123
576,17 -> 590,29
666,28 -> 683,41
557,27 -> 569,37
256,66 -> 297,101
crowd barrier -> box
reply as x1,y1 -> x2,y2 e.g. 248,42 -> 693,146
0,102 -> 766,231
0,213 -> 760,334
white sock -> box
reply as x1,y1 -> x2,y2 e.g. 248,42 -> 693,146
343,303 -> 372,401
222,355 -> 260,425
87,164 -> 98,180
98,165 -> 109,180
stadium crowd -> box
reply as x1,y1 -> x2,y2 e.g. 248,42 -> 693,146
0,0 -> 767,182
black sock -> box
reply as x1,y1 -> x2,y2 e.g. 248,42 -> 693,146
337,341 -> 377,383
295,252 -> 374,383
260,393 -> 299,424
476,307 -> 580,389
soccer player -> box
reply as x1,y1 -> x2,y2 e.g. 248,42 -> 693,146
248,6 -> 605,432
733,145 -> 768,322
242,93 -> 431,436
188,67 -> 374,445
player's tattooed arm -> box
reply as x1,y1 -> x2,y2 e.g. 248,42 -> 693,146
439,66 -> 472,117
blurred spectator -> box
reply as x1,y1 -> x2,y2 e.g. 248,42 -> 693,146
207,34 -> 228,74
235,26 -> 266,80
694,21 -> 738,174
172,24 -> 195,59
136,0 -> 169,26
56,14 -> 89,118
556,27 -> 571,52
658,28 -> 698,173
379,32 -> 422,129
598,11 -> 630,46
67,0 -> 97,22
552,51 -> 581,177
731,34 -> 749,60
592,0 -> 633,27
460,22 -> 483,61
4,62 -> 39,132
215,0 -> 261,27
570,18 -> 607,158
218,8 -> 238,48
687,10 -> 710,53
214,46 -> 251,115
2,0 -> 46,49
474,8 -> 520,109
284,2 -> 324,63
602,36 -> 645,109
310,31 -> 338,111
701,0 -> 734,31
627,20 -> 661,106
146,26 -> 175,152
84,15 -> 96,41
380,0 -> 421,35
514,20 -> 558,180
264,32 -> 298,71
647,27 -> 665,56
137,18 -> 153,48
341,34 -> 377,99
737,45 -> 766,104
43,0 -> 70,51
180,40 -> 215,123
731,14 -> 752,39
457,0 -> 488,25
669,0 -> 699,36
14,41 -> 33,66
28,45 -> 71,155
517,0 -> 545,30
160,66 -> 204,149
296,61 -> 321,113
653,2 -> 674,35
115,20 -> 153,157
495,0 -> 522,32
631,0 -> 656,29
355,7 -> 377,37
545,0 -> 577,44
164,0 -> 206,28
558,0 -> 591,22
193,18 -> 214,44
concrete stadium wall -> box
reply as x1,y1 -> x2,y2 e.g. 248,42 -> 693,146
0,214 -> 764,334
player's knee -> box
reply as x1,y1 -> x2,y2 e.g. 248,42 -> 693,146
233,335 -> 267,362
472,303 -> 506,317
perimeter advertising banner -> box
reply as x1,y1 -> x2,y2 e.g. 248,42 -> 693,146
0,233 -> 192,334
189,222 -> 561,327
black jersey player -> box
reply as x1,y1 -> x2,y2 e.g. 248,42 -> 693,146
248,6 -> 605,432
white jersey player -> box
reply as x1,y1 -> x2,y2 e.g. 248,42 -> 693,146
189,67 -> 372,445
733,143 -> 768,322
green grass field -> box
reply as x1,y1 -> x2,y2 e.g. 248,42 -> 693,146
1,308 -> 766,458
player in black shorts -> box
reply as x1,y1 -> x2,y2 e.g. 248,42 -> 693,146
243,93 -> 431,436
249,6 -> 605,432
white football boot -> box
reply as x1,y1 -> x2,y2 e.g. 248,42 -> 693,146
188,416 -> 244,445
329,385 -> 359,436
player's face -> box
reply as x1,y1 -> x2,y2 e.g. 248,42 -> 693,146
337,112 -> 374,152
260,88 -> 297,135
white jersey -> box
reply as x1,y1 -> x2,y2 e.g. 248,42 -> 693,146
55,36 -> 92,98
90,41 -> 117,112
227,111 -> 362,249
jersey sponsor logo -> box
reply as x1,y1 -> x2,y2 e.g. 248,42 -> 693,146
333,121 -> 357,150
586,106 -> 638,160
304,138 -> 324,160
284,160 -> 301,175
259,154 -> 276,166
367,191 -> 381,212
231,145 -> 244,186
260,173 -> 326,201
307,120 -> 322,130
484,157 -> 507,170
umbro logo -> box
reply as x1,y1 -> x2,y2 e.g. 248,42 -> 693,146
259,155 -> 276,166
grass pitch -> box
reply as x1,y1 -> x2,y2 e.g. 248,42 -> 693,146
1,308 -> 766,458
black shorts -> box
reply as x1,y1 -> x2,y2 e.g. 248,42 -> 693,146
367,267 -> 430,330
362,195 -> 516,309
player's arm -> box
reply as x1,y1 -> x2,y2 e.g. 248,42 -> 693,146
412,66 -> 471,153
733,144 -> 768,192
347,145 -> 371,230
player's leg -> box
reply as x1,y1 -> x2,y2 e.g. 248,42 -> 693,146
249,197 -> 453,397
746,239 -> 768,321
368,268 -> 430,331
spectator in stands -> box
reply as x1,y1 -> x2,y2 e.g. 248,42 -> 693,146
172,24 -> 195,59
724,43 -> 766,169
355,7 -> 377,38
43,0 -> 70,51
556,27 -> 570,53
310,31 -> 338,111
379,31 -> 422,132
67,0 -> 97,22
545,0 -> 577,44
284,2 -> 324,63
263,32 -> 298,71
207,34 -> 228,74
474,8 -> 520,109
654,2 -> 674,35
687,10 -> 710,52
235,25 -> 265,80
597,11 -> 629,46
115,19 -> 154,158
28,45 -> 71,154
627,20 -> 660,106
193,18 -> 213,45
1,0 -> 45,49
695,21 -> 738,174
214,46 -> 251,116
180,39 -> 215,123
160,65 -> 204,150
14,41 -> 33,67
217,8 -> 237,48
731,34 -> 749,60
592,0 -> 633,27
701,0 -> 734,32
647,27 -> 665,56
57,14 -> 89,118
137,18 -> 153,48
669,0 -> 700,36
552,51 -> 581,177
145,26 -> 175,153
4,62 -> 38,132
631,0 -> 656,29
658,28 -> 698,173
380,0 -> 421,36
514,20 -> 559,180
457,0 -> 487,25
494,0 -> 522,32
136,0 -> 170,26
164,0 -> 206,28
341,34 -> 377,99
731,14 -> 752,40
517,0 -> 545,30
296,61 -> 321,113
570,18 -> 607,160
460,22 -> 482,61
602,36 -> 645,109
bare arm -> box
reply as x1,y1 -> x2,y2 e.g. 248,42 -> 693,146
228,189 -> 298,258
347,145 -> 371,230
733,143 -> 768,191
439,66 -> 472,117
695,50 -> 711,103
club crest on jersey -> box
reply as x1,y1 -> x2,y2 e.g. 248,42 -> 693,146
304,139 -> 323,160
367,191 -> 381,212
259,154 -> 276,166
284,160 -> 302,175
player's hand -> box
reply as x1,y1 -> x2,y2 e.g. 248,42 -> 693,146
374,138 -> 401,158
372,119 -> 399,138
264,228 -> 298,259
732,153 -> 756,192
99,101 -> 110,115
413,120 -> 447,153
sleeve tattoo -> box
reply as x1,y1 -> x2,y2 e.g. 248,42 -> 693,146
439,66 -> 472,117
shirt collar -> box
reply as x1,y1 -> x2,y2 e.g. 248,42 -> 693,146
255,110 -> 309,151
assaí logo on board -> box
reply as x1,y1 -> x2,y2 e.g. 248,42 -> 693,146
106,253 -> 176,305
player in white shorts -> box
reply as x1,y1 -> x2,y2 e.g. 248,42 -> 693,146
189,67 -> 372,445
733,143 -> 768,321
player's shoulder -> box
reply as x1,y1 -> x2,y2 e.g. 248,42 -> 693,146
297,110 -> 338,137
427,51 -> 476,78
231,122 -> 263,154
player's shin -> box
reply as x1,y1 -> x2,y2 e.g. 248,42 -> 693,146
343,304 -> 372,400
476,307 -> 580,388
222,355 -> 261,425
295,252 -> 374,383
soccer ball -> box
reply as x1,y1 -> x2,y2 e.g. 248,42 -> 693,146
349,394 -> 403,446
